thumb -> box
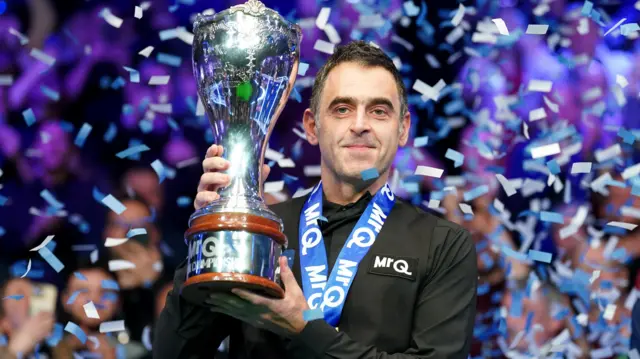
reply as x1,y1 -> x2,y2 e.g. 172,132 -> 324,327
261,164 -> 271,185
279,256 -> 299,292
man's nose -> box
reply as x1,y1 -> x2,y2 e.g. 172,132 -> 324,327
350,110 -> 371,134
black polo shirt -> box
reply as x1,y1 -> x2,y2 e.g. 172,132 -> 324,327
153,190 -> 477,359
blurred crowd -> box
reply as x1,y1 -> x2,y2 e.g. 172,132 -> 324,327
1,0 -> 640,358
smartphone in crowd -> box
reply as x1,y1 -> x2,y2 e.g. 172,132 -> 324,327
29,283 -> 58,316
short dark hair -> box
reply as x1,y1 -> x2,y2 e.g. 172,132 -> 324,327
309,40 -> 408,119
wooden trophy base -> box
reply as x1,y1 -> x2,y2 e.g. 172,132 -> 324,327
181,212 -> 287,306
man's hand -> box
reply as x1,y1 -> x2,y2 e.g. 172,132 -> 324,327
206,256 -> 310,337
7,312 -> 55,356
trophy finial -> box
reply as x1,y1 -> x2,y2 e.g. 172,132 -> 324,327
228,0 -> 267,16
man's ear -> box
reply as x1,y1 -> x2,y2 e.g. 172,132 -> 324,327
398,110 -> 411,147
302,108 -> 319,146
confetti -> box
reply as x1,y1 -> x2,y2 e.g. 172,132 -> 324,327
99,8 -> 123,28
606,221 -> 638,231
74,123 -> 92,148
571,162 -> 592,174
105,238 -> 129,247
621,23 -> 640,37
157,53 -> 182,67
451,4 -> 465,27
19,259 -> 31,278
540,211 -> 564,224
528,249 -> 552,263
38,247 -> 64,272
65,322 -> 87,344
543,96 -> 559,113
101,194 -> 127,215
99,320 -> 125,333
415,166 -> 444,178
492,18 -> 509,35
83,302 -> 100,319
134,6 -> 143,19
527,79 -> 553,93
30,48 -> 56,66
445,148 -> 464,168
495,174 -> 517,197
3,295 -> 24,300
298,62 -> 309,76
604,18 -> 626,36
528,107 -> 546,122
413,79 -> 446,102
151,159 -> 167,183
459,203 -> 473,216
594,144 -> 621,163
463,185 -> 489,202
313,40 -> 335,55
116,144 -> 150,159
108,260 -> 136,271
0,75 -> 13,86
22,108 -> 36,126
127,228 -> 147,238
40,189 -> 64,209
413,136 -> 429,147
621,163 -> 640,180
101,280 -> 120,291
277,158 -> 295,168
30,235 -> 55,252
361,168 -> 380,181
138,46 -> 154,57
315,7 -> 331,30
149,75 -> 170,85
471,32 -> 497,44
123,66 -> 140,83
142,325 -> 152,350
40,85 -> 59,101
403,1 -> 420,16
303,308 -> 324,321
303,165 -> 321,177
530,143 -> 560,159
264,181 -> 285,194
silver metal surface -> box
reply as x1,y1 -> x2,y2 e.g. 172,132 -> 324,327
186,230 -> 283,282
189,0 -> 302,228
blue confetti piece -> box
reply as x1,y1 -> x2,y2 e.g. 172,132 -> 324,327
632,185 -> 640,197
116,144 -> 150,159
103,123 -> 117,143
46,323 -> 63,347
38,247 -> 64,273
74,272 -> 87,281
157,53 -> 182,67
480,252 -> 494,269
0,334 -> 6,346
581,0 -> 593,16
413,136 -> 428,147
302,308 -> 324,321
127,228 -> 147,238
463,185 -> 489,202
3,295 -> 24,300
445,148 -> 464,168
546,160 -> 560,175
151,159 -> 167,183
290,87 -> 301,103
64,322 -> 87,344
40,85 -> 60,101
167,117 -> 179,131
477,283 -> 490,295
361,168 -> 379,181
139,119 -> 153,133
0,195 -> 8,206
74,123 -> 92,148
100,76 -> 111,89
0,226 -> 5,237
111,77 -> 126,89
102,292 -> 119,302
122,104 -> 133,115
415,1 -> 427,26
501,246 -> 528,262
403,0 -> 420,16
101,279 -> 120,291
40,189 -> 64,209
528,249 -> 552,263
524,311 -> 534,332
177,196 -> 191,207
618,128 -> 636,145
540,211 -> 564,224
610,247 -> 627,262
298,62 -> 309,76
554,308 -> 569,320
22,108 -> 36,126
621,23 -> 640,37
443,99 -> 465,115
101,194 -> 127,215
66,289 -> 87,305
510,291 -> 523,317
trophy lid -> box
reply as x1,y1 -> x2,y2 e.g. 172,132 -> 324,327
193,0 -> 301,36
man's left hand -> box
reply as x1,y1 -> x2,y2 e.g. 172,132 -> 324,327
231,256 -> 310,335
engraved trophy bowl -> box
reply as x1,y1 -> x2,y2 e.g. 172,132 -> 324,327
182,0 -> 302,305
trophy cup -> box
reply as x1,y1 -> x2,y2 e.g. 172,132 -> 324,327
182,0 -> 302,305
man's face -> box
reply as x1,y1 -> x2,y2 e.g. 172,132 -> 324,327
63,268 -> 119,328
305,62 -> 410,183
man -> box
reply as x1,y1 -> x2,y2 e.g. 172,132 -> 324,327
154,40 -> 477,358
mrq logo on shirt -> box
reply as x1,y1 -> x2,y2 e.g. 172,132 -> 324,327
187,235 -> 240,273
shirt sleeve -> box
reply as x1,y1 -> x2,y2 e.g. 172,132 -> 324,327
290,226 -> 478,359
631,300 -> 640,351
152,260 -> 239,359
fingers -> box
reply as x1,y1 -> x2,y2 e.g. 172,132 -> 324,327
278,256 -> 299,292
197,172 -> 231,193
194,191 -> 220,210
232,288 -> 271,307
205,144 -> 225,159
203,157 -> 230,173
261,164 -> 271,184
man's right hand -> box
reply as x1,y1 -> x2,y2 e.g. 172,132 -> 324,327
7,312 -> 55,356
194,144 -> 271,210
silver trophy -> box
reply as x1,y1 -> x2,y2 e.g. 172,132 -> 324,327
182,0 -> 302,305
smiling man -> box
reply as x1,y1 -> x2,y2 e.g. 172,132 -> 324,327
154,40 -> 478,359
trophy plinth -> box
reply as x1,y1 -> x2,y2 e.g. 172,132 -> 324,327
182,0 -> 301,305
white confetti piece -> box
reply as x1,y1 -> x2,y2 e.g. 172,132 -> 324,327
313,40 -> 335,55
104,238 -> 129,247
316,7 -> 331,30
491,18 -> 509,35
427,199 -> 440,209
471,32 -> 497,44
277,158 -> 295,168
495,174 -> 517,196
616,74 -> 629,88
459,203 -> 473,215
138,46 -> 154,58
594,144 -> 621,163
265,148 -> 285,162
264,181 -> 284,194
523,121 -> 530,140
134,6 -> 143,19
425,54 -> 440,68
622,163 -> 640,180
83,301 -> 100,319
604,18 -> 626,37
533,3 -> 550,16
108,260 -> 136,271
149,103 -> 172,113
30,48 -> 56,66
630,349 -> 640,359
99,320 -> 125,333
9,28 -> 29,45
621,206 -> 640,219
451,4 -> 465,27
123,66 -> 140,83
176,157 -> 199,169
176,27 -> 194,45
607,221 -> 638,231
100,8 -> 123,28
577,18 -> 589,35
90,249 -> 98,263
529,107 -> 547,122
526,24 -> 549,35
413,79 -> 446,102
415,166 -> 444,178
101,194 -> 127,215
530,143 -> 561,159
571,162 -> 592,174
148,75 -> 170,85
19,259 -> 32,278
293,186 -> 314,198
324,24 -> 341,44
0,75 -> 14,86
303,165 -> 321,177
543,96 -> 559,113
527,79 -> 553,93
30,235 -> 55,252
613,86 -> 627,107
445,27 -> 465,45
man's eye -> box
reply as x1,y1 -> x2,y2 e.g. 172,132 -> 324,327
372,109 -> 387,116
336,107 -> 349,114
